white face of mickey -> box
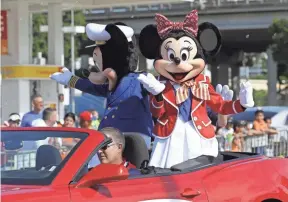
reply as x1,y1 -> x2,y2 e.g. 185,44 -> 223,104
93,47 -> 103,72
154,36 -> 205,83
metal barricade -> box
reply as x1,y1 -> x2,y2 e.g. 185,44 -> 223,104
1,144 -> 70,170
1,150 -> 37,170
217,128 -> 288,157
242,129 -> 288,157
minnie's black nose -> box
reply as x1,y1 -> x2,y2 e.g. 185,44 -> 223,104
174,57 -> 181,65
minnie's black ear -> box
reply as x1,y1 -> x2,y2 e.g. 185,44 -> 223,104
198,22 -> 222,56
139,24 -> 161,59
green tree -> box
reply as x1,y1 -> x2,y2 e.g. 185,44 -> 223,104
63,10 -> 87,67
253,90 -> 268,106
268,19 -> 288,85
32,10 -> 87,66
32,13 -> 48,58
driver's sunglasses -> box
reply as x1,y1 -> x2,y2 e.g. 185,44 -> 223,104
101,143 -> 122,150
101,143 -> 116,150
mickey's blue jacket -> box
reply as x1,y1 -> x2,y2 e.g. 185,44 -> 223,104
70,73 -> 153,137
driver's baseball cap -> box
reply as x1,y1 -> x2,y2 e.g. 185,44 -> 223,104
79,111 -> 92,121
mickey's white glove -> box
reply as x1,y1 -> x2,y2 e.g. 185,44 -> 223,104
239,81 -> 254,108
137,73 -> 165,95
50,67 -> 73,85
216,84 -> 234,101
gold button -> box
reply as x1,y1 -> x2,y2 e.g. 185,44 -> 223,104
197,125 -> 202,130
116,107 -> 118,110
112,115 -> 115,118
108,107 -> 111,110
193,117 -> 197,121
104,116 -> 107,119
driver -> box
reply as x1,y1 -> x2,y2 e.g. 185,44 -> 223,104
92,127 -> 136,170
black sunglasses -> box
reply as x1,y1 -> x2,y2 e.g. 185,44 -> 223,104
101,143 -> 122,151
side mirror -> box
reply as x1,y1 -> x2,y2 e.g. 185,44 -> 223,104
76,163 -> 129,188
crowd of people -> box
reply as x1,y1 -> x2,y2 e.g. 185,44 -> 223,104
1,93 -> 285,169
2,94 -> 101,130
1,94 -> 103,160
216,110 -> 280,156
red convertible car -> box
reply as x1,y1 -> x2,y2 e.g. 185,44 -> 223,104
1,127 -> 288,202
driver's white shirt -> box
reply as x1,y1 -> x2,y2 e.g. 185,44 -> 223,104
31,119 -> 62,148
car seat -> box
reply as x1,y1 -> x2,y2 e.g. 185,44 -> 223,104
123,133 -> 149,169
36,145 -> 62,170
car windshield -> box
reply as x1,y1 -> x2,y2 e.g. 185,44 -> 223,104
1,130 -> 88,185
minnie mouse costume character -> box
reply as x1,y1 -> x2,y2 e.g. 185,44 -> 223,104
137,10 -> 254,168
50,23 -> 153,146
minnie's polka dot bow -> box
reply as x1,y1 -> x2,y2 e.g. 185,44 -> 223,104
155,10 -> 199,39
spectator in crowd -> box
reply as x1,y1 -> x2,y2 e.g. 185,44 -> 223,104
63,112 -> 76,128
252,110 -> 269,155
217,118 -> 234,137
3,113 -> 21,127
233,121 -> 247,151
231,136 -> 242,152
242,121 -> 264,136
79,111 -> 93,129
32,107 -> 58,127
264,117 -> 280,157
253,110 -> 269,132
90,110 -> 101,130
264,117 -> 278,135
21,94 -> 44,127
31,108 -> 62,149
217,118 -> 234,151
62,112 -> 78,156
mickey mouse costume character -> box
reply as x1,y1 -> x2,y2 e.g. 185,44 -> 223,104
137,10 -> 254,168
50,22 -> 153,147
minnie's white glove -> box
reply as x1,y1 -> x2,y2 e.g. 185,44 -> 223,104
137,73 -> 165,95
216,84 -> 234,101
50,67 -> 73,86
239,81 -> 254,108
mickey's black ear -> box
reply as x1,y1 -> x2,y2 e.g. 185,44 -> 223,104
105,23 -> 129,53
139,24 -> 161,59
105,23 -> 129,44
198,22 -> 222,56
114,22 -> 127,26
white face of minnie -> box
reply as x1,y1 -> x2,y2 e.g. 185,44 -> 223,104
154,36 -> 205,83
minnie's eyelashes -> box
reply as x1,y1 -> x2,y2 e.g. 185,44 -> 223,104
165,45 -> 192,51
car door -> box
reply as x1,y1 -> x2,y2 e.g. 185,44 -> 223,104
69,171 -> 208,202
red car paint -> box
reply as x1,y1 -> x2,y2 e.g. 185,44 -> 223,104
1,127 -> 288,202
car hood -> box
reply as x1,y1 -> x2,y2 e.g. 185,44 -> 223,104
1,185 -> 45,195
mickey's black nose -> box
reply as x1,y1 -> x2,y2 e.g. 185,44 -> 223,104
174,57 -> 181,65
